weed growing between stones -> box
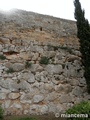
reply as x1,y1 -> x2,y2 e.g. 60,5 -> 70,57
39,56 -> 49,65
6,68 -> 15,74
47,45 -> 73,54
0,54 -> 6,60
25,61 -> 32,69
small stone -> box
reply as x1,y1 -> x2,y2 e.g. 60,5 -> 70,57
0,45 -> 3,51
24,110 -> 29,114
10,103 -> 22,109
55,84 -> 64,92
12,63 -> 24,72
4,100 -> 11,109
30,64 -> 43,72
65,55 -> 80,62
59,95 -> 72,103
33,95 -> 44,103
0,93 -> 6,99
69,79 -> 79,86
40,105 -> 48,114
48,102 -> 57,113
5,55 -> 19,60
32,53 -> 39,60
19,81 -> 31,92
44,51 -> 56,58
27,73 -> 35,83
20,53 -> 30,60
56,104 -> 64,113
29,104 -> 40,114
44,83 -> 54,92
8,93 -> 20,99
64,84 -> 72,93
45,92 -> 58,101
72,86 -> 83,96
0,37 -> 10,44
79,78 -> 86,85
20,93 -> 33,104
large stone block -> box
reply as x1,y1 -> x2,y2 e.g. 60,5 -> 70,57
72,86 -> 83,96
0,79 -> 19,92
30,64 -> 43,72
45,64 -> 62,74
19,72 -> 35,83
12,63 -> 25,72
59,95 -> 72,103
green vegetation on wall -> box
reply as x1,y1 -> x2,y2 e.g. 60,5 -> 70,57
0,54 -> 6,60
39,56 -> 49,65
6,67 -> 15,74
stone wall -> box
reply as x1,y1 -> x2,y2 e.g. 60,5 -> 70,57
0,9 -> 90,115
0,9 -> 78,48
0,40 -> 90,115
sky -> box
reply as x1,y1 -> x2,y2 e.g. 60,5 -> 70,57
0,0 -> 90,22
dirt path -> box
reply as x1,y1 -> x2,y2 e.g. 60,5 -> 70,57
4,114 -> 66,120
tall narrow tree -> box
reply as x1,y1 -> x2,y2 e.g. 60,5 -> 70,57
74,0 -> 90,93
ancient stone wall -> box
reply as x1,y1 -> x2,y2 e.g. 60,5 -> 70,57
0,9 -> 90,115
0,39 -> 90,115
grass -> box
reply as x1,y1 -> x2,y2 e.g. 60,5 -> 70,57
66,101 -> 90,120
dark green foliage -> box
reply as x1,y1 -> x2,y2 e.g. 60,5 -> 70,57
66,101 -> 90,120
74,0 -> 90,93
0,54 -> 6,60
39,56 -> 49,65
25,61 -> 32,68
0,105 -> 4,120
6,68 -> 15,74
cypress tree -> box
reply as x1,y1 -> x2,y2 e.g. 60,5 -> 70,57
74,0 -> 90,93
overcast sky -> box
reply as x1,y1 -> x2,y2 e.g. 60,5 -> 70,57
0,0 -> 90,22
